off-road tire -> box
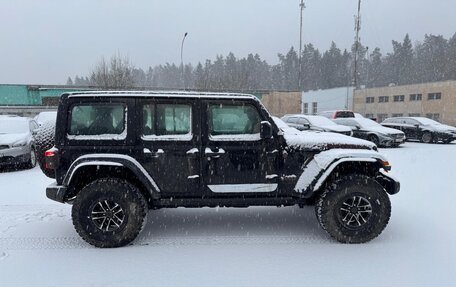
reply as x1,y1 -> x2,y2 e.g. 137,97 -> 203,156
72,178 -> 147,248
421,132 -> 433,144
34,121 -> 56,178
315,174 -> 391,243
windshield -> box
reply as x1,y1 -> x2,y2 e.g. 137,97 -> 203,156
415,117 -> 441,125
306,116 -> 337,126
36,111 -> 57,123
356,118 -> 382,128
0,118 -> 28,134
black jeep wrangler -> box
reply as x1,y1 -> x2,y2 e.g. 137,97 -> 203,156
43,91 -> 399,248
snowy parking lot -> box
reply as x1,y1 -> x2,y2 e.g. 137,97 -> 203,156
0,142 -> 455,286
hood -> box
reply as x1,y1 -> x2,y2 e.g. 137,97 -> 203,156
0,133 -> 29,146
282,128 -> 376,151
320,125 -> 352,133
428,124 -> 456,133
365,126 -> 403,135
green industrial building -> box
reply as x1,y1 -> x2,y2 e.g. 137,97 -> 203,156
0,84 -> 92,106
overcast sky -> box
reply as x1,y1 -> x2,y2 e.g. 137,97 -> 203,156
1,0 -> 455,84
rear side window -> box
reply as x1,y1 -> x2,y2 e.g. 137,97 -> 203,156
68,104 -> 126,139
142,103 -> 192,140
335,111 -> 355,118
209,104 -> 260,137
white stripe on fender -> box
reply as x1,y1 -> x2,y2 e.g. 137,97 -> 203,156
208,184 -> 278,193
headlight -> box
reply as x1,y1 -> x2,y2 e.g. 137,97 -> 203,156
12,140 -> 27,147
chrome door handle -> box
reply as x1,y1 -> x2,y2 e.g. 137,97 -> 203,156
204,147 -> 225,157
144,148 -> 164,158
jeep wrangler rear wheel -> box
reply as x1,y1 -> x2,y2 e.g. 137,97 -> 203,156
72,178 -> 147,248
315,175 -> 391,243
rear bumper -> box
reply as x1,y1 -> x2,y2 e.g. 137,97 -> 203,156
46,182 -> 68,203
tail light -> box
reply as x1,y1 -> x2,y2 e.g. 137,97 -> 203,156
45,147 -> 59,169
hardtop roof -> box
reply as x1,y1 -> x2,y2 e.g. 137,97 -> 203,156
64,90 -> 257,100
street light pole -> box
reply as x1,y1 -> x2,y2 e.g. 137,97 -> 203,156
353,0 -> 362,88
181,32 -> 188,89
298,0 -> 305,91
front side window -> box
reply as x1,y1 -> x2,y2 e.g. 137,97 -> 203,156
68,104 -> 125,138
209,104 -> 261,140
142,103 -> 192,139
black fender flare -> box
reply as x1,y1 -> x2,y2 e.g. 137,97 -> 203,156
63,154 -> 160,199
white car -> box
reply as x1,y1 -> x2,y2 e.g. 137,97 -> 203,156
0,116 -> 38,169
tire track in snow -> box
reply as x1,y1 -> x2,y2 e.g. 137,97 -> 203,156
0,234 -> 331,250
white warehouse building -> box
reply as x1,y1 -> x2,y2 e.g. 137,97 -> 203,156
301,87 -> 354,114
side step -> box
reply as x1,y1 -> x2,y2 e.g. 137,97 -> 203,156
154,197 -> 300,208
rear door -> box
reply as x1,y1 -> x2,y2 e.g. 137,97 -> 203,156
139,98 -> 201,197
201,100 -> 278,197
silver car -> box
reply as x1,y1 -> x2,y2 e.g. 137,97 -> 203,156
0,115 -> 38,169
281,114 -> 353,136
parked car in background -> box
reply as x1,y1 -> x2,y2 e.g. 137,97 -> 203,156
0,115 -> 38,169
281,114 -> 352,136
381,117 -> 456,144
318,110 -> 355,119
334,117 -> 406,147
34,111 -> 57,126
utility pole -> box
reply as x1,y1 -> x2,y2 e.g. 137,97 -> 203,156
298,0 -> 305,91
353,0 -> 362,88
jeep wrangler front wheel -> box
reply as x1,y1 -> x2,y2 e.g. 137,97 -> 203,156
315,175 -> 391,243
72,179 -> 147,248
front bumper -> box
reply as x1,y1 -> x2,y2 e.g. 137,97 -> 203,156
377,170 -> 400,195
0,146 -> 31,166
46,182 -> 68,203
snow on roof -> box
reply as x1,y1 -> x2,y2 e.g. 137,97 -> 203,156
66,90 -> 257,100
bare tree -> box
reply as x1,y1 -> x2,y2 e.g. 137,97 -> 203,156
90,54 -> 135,88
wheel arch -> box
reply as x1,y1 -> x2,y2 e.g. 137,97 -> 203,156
63,154 -> 160,205
300,157 -> 392,200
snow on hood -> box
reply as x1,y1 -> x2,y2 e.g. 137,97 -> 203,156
271,116 -> 375,150
0,133 -> 29,146
366,126 -> 404,135
428,124 -> 456,133
284,130 -> 376,150
319,125 -> 351,132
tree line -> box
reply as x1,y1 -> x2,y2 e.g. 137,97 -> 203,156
67,33 -> 456,91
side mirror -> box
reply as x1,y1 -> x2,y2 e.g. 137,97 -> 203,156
414,124 -> 420,128
32,128 -> 39,136
302,123 -> 310,130
260,121 -> 273,139
355,124 -> 361,130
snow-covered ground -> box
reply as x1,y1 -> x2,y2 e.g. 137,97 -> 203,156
1,142 -> 455,286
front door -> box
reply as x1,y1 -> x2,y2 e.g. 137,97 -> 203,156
140,99 -> 201,197
201,100 -> 278,197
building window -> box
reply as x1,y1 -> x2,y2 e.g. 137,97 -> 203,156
365,113 -> 374,119
366,97 -> 374,103
303,103 -> 308,114
408,113 -> 421,117
393,95 -> 405,102
392,113 -> 403,117
377,113 -> 388,122
409,94 -> 422,101
378,96 -> 389,103
312,102 -> 318,115
426,113 -> 440,121
428,92 -> 442,100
